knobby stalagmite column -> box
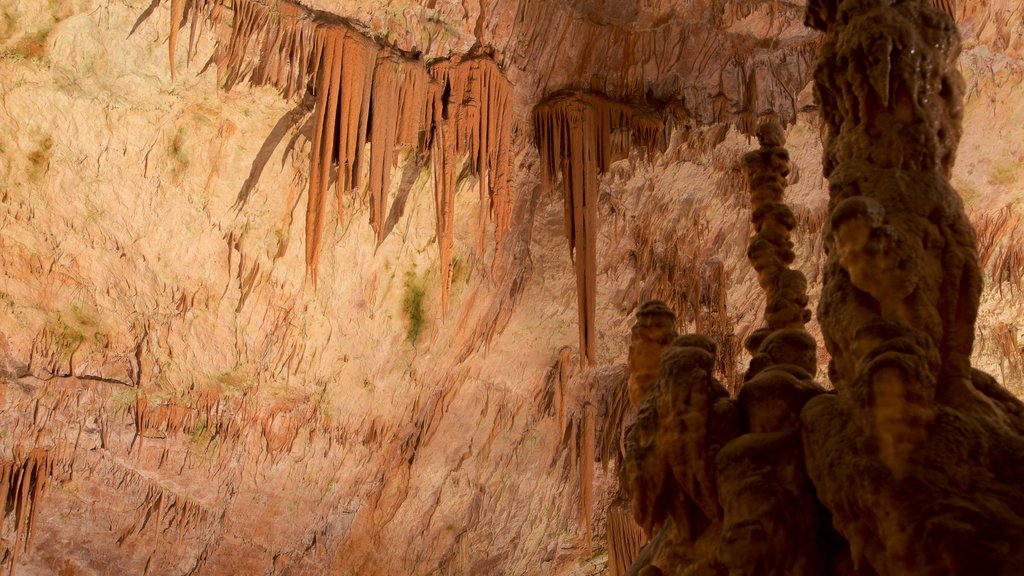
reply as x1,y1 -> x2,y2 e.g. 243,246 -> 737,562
800,0 -> 1024,573
621,118 -> 827,576
607,301 -> 679,575
628,302 -> 679,411
713,121 -> 826,576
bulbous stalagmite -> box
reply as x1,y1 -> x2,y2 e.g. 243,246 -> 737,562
622,331 -> 742,573
622,120 -> 828,576
799,0 -> 1024,573
717,330 -> 826,576
741,124 -> 813,331
706,125 -> 827,576
628,301 -> 679,409
809,0 -> 978,390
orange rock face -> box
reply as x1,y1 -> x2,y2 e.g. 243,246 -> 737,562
1,0 -> 1023,574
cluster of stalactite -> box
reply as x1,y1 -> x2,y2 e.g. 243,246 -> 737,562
169,0 -> 514,310
617,0 -> 1024,573
0,447 -> 53,576
533,91 -> 662,364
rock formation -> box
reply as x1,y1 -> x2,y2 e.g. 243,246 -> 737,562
622,120 -> 824,575
167,0 -> 514,310
1,0 -> 1023,573
801,0 -> 1024,571
534,91 -> 661,364
620,0 -> 1024,575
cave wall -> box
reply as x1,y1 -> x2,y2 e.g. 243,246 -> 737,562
0,0 -> 1022,574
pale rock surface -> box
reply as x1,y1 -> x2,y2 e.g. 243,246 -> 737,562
0,0 -> 1022,574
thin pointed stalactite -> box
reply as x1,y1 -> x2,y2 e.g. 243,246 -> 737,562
533,91 -> 661,365
368,53 -> 428,245
431,118 -> 457,316
305,28 -> 343,282
579,402 -> 596,555
168,0 -> 187,81
167,0 -> 515,309
426,58 -> 515,313
1,448 -> 53,576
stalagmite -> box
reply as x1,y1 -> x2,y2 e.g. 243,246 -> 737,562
627,301 -> 678,409
620,123 -> 826,574
623,1 -> 1024,574
533,92 -> 661,364
798,0 -> 1024,572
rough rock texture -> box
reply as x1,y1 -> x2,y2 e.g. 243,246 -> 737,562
619,1 -> 1024,576
622,122 -> 825,575
1,0 -> 1023,574
800,0 -> 1024,572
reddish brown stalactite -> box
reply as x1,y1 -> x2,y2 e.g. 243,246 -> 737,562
426,57 -> 514,312
580,402 -> 596,555
368,54 -> 427,245
1,448 -> 53,576
168,0 -> 187,81
533,91 -> 661,365
170,0 -> 515,309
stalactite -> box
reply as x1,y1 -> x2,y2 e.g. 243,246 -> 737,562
168,0 -> 515,310
533,91 -> 661,364
425,57 -> 514,312
116,476 -> 218,543
368,53 -> 427,245
168,0 -> 187,81
1,448 -> 53,576
606,504 -> 646,576
579,402 -> 596,555
305,27 -> 377,281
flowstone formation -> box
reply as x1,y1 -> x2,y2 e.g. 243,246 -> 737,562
621,1 -> 1024,573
